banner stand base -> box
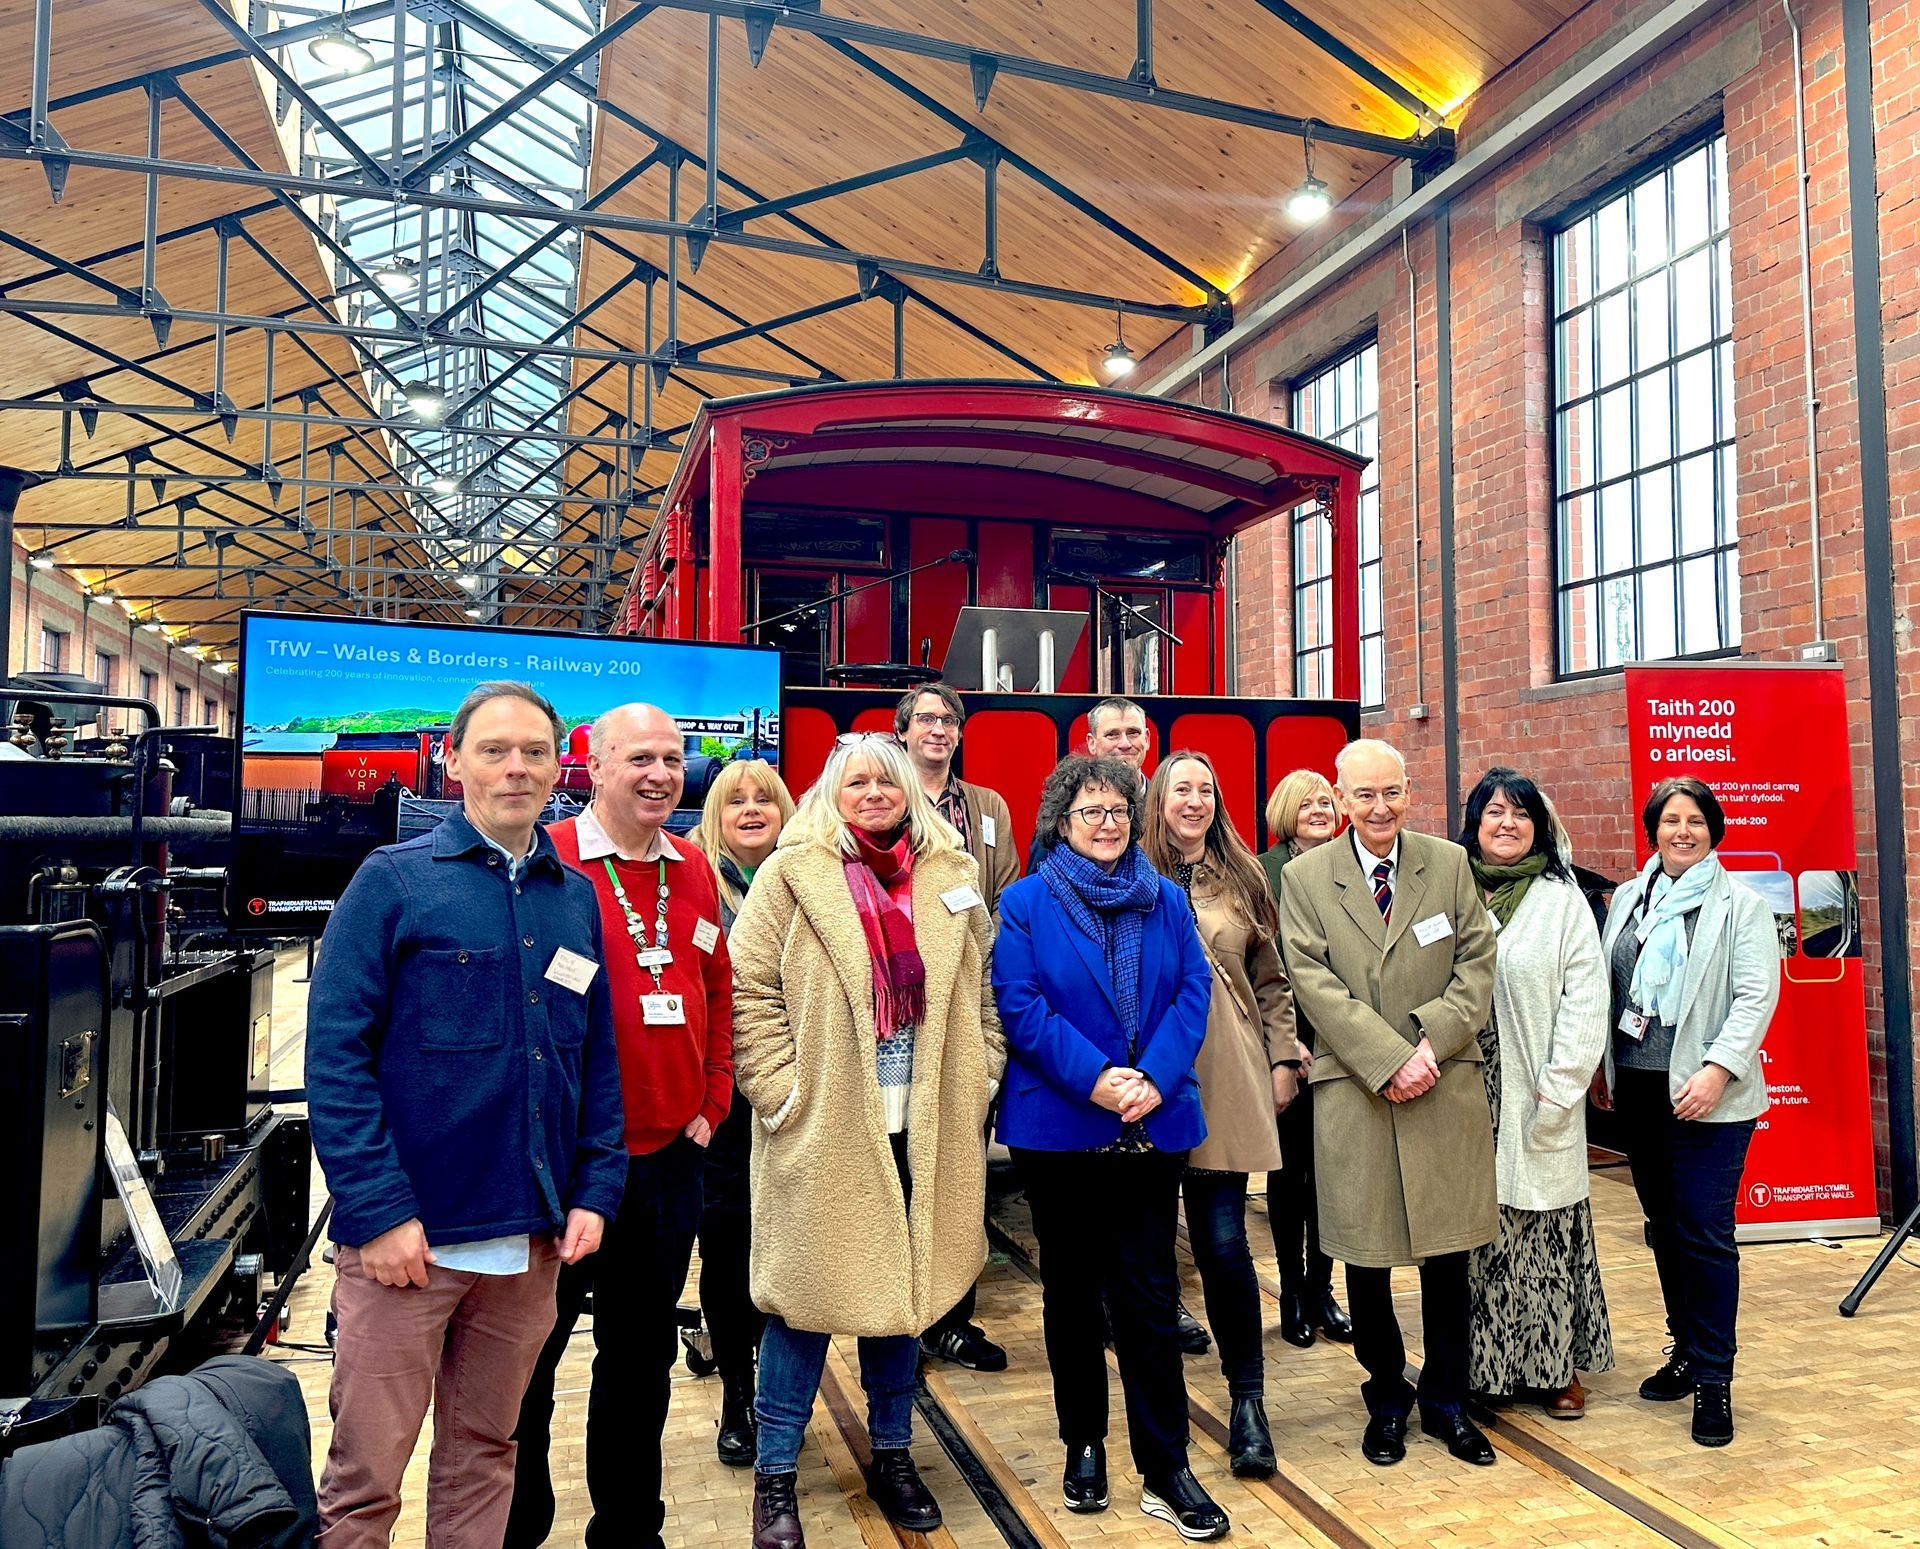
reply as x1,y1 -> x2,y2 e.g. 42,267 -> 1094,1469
1839,1200 -> 1920,1317
1736,1215 -> 1880,1245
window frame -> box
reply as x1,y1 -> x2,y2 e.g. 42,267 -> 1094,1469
1288,338 -> 1383,707
39,625 -> 67,674
1547,126 -> 1738,681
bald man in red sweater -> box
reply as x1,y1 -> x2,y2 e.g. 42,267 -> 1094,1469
507,703 -> 733,1549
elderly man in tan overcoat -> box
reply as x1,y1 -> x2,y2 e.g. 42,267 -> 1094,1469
1279,738 -> 1498,1471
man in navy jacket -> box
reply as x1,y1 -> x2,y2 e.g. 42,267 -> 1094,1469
307,681 -> 625,1549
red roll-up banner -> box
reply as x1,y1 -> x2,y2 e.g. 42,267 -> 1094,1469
1624,662 -> 1879,1240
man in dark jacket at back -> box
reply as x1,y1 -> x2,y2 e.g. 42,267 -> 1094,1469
307,681 -> 626,1548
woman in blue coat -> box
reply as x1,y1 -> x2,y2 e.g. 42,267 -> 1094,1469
994,754 -> 1226,1542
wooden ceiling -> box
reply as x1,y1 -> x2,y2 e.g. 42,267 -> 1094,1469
549,0 -> 1585,601
0,0 -> 1589,646
0,0 -> 450,653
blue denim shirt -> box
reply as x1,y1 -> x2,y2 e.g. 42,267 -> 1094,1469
307,810 -> 627,1247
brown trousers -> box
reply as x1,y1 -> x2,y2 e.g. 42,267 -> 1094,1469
317,1237 -> 561,1549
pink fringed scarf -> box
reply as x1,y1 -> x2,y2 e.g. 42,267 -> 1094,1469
844,829 -> 925,1041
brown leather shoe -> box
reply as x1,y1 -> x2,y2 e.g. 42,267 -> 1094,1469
752,1470 -> 805,1549
1545,1378 -> 1586,1419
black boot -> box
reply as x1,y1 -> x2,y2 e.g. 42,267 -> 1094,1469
1640,1349 -> 1695,1402
865,1448 -> 942,1532
716,1368 -> 757,1467
1174,1300 -> 1211,1355
1062,1440 -> 1109,1513
1691,1381 -> 1734,1446
1312,1284 -> 1353,1342
1228,1395 -> 1276,1478
1140,1467 -> 1229,1540
1278,1288 -> 1315,1348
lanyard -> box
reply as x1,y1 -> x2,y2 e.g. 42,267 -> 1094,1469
603,856 -> 671,989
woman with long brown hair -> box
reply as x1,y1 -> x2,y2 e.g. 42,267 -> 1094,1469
1142,750 -> 1304,1479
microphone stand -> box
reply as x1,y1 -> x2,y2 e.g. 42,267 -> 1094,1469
742,549 -> 974,684
1044,566 -> 1183,694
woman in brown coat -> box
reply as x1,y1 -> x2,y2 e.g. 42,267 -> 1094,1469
1143,750 -> 1304,1479
730,734 -> 1003,1549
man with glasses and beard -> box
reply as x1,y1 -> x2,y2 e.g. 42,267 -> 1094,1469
893,682 -> 1017,1372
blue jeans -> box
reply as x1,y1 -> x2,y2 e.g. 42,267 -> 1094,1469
753,1316 -> 918,1475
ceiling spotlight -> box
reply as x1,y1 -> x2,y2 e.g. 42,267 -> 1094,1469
215,661 -> 236,675
458,574 -> 481,591
429,475 -> 460,494
464,606 -> 483,619
93,591 -> 118,608
1099,301 -> 1136,380
308,20 -> 374,76
1286,176 -> 1332,224
143,621 -> 165,633
402,381 -> 446,422
371,254 -> 418,297
29,554 -> 55,570
1287,124 -> 1332,225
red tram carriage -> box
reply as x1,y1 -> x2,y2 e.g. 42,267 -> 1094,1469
614,381 -> 1368,849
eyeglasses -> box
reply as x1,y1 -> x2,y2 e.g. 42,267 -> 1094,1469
1069,804 -> 1133,827
910,712 -> 961,730
836,731 -> 901,748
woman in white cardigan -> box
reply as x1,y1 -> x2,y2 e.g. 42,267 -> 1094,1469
1457,769 -> 1614,1418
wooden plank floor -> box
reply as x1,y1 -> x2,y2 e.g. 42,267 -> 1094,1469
264,949 -> 1920,1547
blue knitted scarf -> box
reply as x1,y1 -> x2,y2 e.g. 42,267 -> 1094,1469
1038,843 -> 1160,1045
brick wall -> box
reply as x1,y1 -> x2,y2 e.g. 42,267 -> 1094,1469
6,539 -> 240,733
1155,0 -> 1917,1207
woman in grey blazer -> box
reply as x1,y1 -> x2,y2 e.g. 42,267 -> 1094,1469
1594,776 -> 1780,1448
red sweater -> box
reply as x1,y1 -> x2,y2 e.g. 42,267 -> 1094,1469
549,818 -> 734,1155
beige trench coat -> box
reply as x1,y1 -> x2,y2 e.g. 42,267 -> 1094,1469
1187,861 -> 1301,1172
1279,830 -> 1498,1267
729,836 -> 1005,1336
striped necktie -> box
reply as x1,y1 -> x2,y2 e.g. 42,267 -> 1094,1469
1372,859 -> 1393,922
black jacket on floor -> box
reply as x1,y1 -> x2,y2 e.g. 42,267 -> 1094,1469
0,1355 -> 316,1548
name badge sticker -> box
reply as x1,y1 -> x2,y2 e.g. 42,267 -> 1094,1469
635,947 -> 673,970
941,884 -> 984,914
544,947 -> 599,994
1411,913 -> 1454,948
642,993 -> 687,1026
981,815 -> 998,849
692,918 -> 720,954
1618,1007 -> 1649,1041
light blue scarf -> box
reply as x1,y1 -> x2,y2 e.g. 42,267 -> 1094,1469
1628,854 -> 1722,1023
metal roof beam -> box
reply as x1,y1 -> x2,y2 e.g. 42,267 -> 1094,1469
641,0 -> 1440,160
1244,0 -> 1446,130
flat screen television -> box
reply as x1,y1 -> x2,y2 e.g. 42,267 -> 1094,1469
230,611 -> 782,934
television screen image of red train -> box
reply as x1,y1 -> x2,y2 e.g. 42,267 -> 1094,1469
230,611 -> 781,934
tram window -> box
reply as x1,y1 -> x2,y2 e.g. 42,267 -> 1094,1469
1104,590 -> 1165,696
1291,342 -> 1382,707
1551,133 -> 1736,677
752,571 -> 837,689
1053,530 -> 1205,584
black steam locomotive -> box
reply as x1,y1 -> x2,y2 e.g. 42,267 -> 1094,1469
0,677 -> 311,1455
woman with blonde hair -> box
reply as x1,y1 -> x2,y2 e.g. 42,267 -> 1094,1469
730,733 -> 1002,1549
1142,751 -> 1303,1479
688,759 -> 796,1467
1257,769 -> 1353,1347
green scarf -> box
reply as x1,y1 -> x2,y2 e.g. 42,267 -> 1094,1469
1470,852 -> 1551,929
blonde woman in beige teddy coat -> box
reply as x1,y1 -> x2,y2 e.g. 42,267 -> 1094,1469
729,732 -> 1003,1549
